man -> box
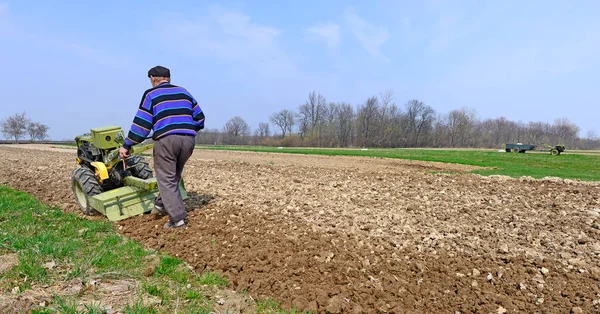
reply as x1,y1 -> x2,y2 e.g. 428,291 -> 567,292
119,65 -> 205,229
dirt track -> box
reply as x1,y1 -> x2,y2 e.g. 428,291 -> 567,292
1,145 -> 600,313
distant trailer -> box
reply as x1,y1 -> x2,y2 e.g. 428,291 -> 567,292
504,143 -> 565,155
505,143 -> 536,153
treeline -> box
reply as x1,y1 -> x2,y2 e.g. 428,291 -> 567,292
197,91 -> 600,150
1,112 -> 50,144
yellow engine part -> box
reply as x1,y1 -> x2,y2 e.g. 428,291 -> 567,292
90,162 -> 109,182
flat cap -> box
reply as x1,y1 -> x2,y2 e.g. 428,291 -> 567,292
147,65 -> 171,78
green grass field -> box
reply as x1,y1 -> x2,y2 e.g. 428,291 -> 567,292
0,186 -> 300,314
0,186 -> 226,313
196,145 -> 600,181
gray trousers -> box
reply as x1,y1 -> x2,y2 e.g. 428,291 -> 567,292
153,134 -> 196,223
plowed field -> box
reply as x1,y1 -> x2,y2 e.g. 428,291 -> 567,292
1,145 -> 599,313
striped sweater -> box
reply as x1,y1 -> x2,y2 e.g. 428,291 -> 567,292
123,82 -> 205,150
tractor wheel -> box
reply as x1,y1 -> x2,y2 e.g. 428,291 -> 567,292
72,166 -> 102,216
551,149 -> 559,155
127,155 -> 153,179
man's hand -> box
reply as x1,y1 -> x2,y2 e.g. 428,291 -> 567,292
119,147 -> 130,159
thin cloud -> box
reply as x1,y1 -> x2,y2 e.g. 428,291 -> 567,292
342,7 -> 390,62
306,22 -> 341,49
0,3 -> 16,36
0,3 -> 132,68
159,6 -> 296,78
424,0 -> 487,54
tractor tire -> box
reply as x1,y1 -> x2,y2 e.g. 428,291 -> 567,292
127,155 -> 153,179
551,149 -> 559,155
72,166 -> 102,216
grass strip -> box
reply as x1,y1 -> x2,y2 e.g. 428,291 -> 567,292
0,185 -> 227,313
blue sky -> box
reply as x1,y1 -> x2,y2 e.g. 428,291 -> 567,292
1,0 -> 598,140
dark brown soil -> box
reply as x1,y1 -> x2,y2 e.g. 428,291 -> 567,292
1,145 -> 600,313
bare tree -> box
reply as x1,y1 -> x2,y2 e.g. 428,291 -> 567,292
36,123 -> 50,141
256,122 -> 271,138
223,116 -> 250,145
446,107 -> 477,147
270,109 -> 295,138
356,96 -> 379,147
525,121 -> 549,144
298,91 -> 326,145
321,102 -> 338,147
380,90 -> 394,108
552,117 -> 580,147
491,117 -> 520,146
27,122 -> 38,142
309,91 -> 327,133
26,122 -> 50,142
431,113 -> 449,148
335,102 -> 355,147
376,90 -> 405,147
1,112 -> 30,143
296,108 -> 310,140
583,129 -> 599,150
404,99 -> 435,147
586,129 -> 598,141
